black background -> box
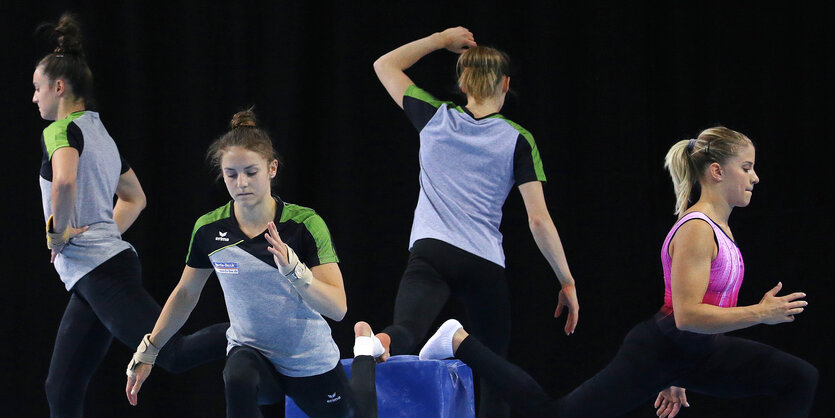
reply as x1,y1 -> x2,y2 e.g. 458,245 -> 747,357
2,1 -> 832,417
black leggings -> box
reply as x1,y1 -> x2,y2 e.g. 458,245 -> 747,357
381,238 -> 511,417
456,315 -> 818,417
223,346 -> 377,417
45,249 -> 229,418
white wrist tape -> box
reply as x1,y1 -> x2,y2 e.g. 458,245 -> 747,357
278,244 -> 314,288
354,335 -> 385,358
126,333 -> 160,377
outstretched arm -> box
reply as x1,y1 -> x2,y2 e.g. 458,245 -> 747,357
518,181 -> 578,335
671,221 -> 807,334
125,266 -> 213,405
114,168 -> 147,234
373,27 -> 476,108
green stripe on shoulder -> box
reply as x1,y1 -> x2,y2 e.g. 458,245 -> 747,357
280,203 -> 339,264
42,111 -> 86,159
404,84 -> 453,109
186,202 -> 232,263
490,115 -> 547,182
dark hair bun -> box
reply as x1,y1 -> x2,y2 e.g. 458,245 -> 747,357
230,108 -> 257,128
50,13 -> 85,55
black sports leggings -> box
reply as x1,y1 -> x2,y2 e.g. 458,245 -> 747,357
223,346 -> 377,417
45,249 -> 229,418
456,314 -> 818,417
381,238 -> 512,417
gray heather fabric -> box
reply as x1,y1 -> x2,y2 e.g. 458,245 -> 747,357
39,111 -> 132,290
403,85 -> 547,267
209,245 -> 339,377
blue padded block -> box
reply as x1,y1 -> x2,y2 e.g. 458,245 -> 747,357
286,355 -> 474,417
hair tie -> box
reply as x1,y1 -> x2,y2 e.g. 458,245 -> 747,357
686,138 -> 697,153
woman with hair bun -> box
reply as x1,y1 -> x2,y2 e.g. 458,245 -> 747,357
373,27 -> 579,416
420,127 -> 818,417
125,109 -> 383,417
32,12 -> 228,417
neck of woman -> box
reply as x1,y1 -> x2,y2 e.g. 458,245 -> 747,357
465,96 -> 503,119
690,188 -> 733,225
234,196 -> 277,234
57,98 -> 86,120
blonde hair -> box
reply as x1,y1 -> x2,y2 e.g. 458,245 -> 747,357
456,46 -> 510,102
663,126 -> 753,217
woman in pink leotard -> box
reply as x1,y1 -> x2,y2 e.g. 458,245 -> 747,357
420,126 -> 818,417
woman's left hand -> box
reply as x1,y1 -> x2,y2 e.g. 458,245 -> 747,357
49,225 -> 89,263
265,221 -> 289,267
654,386 -> 689,418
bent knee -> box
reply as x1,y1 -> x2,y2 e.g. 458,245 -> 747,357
794,360 -> 819,388
223,353 -> 261,388
774,353 -> 819,391
223,366 -> 259,393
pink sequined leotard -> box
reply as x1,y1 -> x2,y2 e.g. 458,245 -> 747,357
661,212 -> 745,313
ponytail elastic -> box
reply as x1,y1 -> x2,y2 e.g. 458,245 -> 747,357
686,138 -> 697,153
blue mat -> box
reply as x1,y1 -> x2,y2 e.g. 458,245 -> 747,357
286,355 -> 474,417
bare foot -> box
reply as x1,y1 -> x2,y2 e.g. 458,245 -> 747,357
375,332 -> 391,363
354,321 -> 373,337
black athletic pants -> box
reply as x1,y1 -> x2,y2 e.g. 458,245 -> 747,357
456,314 -> 818,417
223,346 -> 377,417
381,238 -> 512,418
45,249 -> 229,418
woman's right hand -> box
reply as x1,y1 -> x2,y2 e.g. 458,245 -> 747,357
437,27 -> 477,53
554,283 -> 579,335
757,282 -> 807,325
126,362 -> 153,406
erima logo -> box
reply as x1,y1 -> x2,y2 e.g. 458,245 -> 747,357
326,392 -> 342,403
215,231 -> 230,242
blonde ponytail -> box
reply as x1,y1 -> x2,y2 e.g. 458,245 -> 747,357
663,126 -> 753,217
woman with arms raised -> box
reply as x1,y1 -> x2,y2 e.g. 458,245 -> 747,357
372,26 -> 579,417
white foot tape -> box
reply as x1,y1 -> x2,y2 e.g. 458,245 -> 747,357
419,319 -> 462,360
354,335 -> 385,357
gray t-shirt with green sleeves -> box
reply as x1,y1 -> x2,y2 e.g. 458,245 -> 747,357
186,198 -> 341,377
39,111 -> 133,290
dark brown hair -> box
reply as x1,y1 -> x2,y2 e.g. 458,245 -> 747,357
207,108 -> 281,181
36,12 -> 94,104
